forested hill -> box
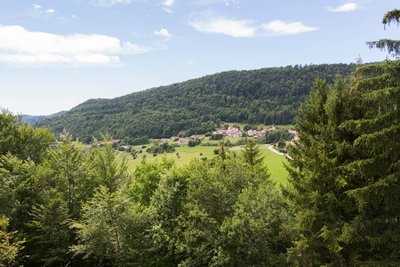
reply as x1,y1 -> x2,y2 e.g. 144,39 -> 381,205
37,63 -> 355,142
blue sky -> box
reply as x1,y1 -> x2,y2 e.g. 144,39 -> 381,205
0,0 -> 398,115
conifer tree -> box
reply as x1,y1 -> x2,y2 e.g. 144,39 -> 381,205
368,9 -> 400,57
241,138 -> 263,167
339,61 -> 400,265
285,78 -> 358,266
338,9 -> 400,265
286,9 -> 400,265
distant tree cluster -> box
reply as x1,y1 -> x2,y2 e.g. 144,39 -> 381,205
264,129 -> 293,144
145,142 -> 176,155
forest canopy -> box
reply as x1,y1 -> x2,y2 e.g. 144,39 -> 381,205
37,64 -> 355,142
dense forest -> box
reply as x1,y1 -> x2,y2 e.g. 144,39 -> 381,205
37,64 -> 355,142
2,8 -> 400,267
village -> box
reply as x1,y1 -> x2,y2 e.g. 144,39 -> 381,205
155,125 -> 299,146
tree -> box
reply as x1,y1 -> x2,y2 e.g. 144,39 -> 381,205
368,9 -> 400,57
128,158 -> 174,206
0,155 -> 43,264
71,186 -> 133,266
284,78 -> 357,266
219,180 -> 290,266
86,138 -> 130,193
43,131 -> 92,220
0,110 -> 53,163
286,34 -> 400,265
338,9 -> 400,265
28,189 -> 71,266
0,216 -> 24,267
175,152 -> 286,266
146,168 -> 190,266
241,138 -> 263,167
338,61 -> 400,265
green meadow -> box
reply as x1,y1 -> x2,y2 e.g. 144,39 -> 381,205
121,144 -> 289,185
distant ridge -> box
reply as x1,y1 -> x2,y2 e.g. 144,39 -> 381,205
37,64 -> 356,142
22,115 -> 47,125
22,111 -> 66,125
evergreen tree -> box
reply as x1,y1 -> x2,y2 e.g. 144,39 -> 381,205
339,60 -> 400,265
286,12 -> 400,263
368,9 -> 400,57
241,138 -> 263,167
284,78 -> 358,266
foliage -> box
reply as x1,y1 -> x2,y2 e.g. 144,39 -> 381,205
368,9 -> 400,57
0,216 -> 24,267
284,77 -> 355,266
285,59 -> 400,266
28,190 -> 71,266
338,61 -> 400,265
37,64 -> 355,142
241,138 -> 263,167
71,186 -> 134,266
146,142 -> 176,154
264,128 -> 293,144
0,110 -> 53,163
188,138 -> 201,147
210,133 -> 224,140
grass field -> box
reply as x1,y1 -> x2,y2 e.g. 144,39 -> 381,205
121,144 -> 289,185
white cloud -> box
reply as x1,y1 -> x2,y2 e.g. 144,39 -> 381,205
262,20 -> 318,36
0,25 -> 150,66
153,28 -> 172,40
33,4 -> 42,10
189,14 -> 255,38
92,0 -> 135,7
46,9 -> 56,14
162,0 -> 175,13
328,2 -> 359,12
163,0 -> 175,7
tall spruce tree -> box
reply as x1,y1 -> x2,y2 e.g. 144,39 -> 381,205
285,78 -> 358,266
339,61 -> 400,265
286,9 -> 400,266
340,8 -> 400,265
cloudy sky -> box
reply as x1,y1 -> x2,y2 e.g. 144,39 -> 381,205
0,0 -> 398,115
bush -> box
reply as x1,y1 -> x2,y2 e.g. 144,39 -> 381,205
210,133 -> 223,140
244,124 -> 258,131
265,129 -> 293,144
146,143 -> 175,154
188,138 -> 201,147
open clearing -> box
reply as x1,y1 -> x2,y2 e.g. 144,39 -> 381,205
121,145 -> 289,185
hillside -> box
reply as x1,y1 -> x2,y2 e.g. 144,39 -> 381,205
37,64 -> 355,142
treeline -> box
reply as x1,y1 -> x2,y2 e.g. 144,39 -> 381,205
37,64 -> 355,142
